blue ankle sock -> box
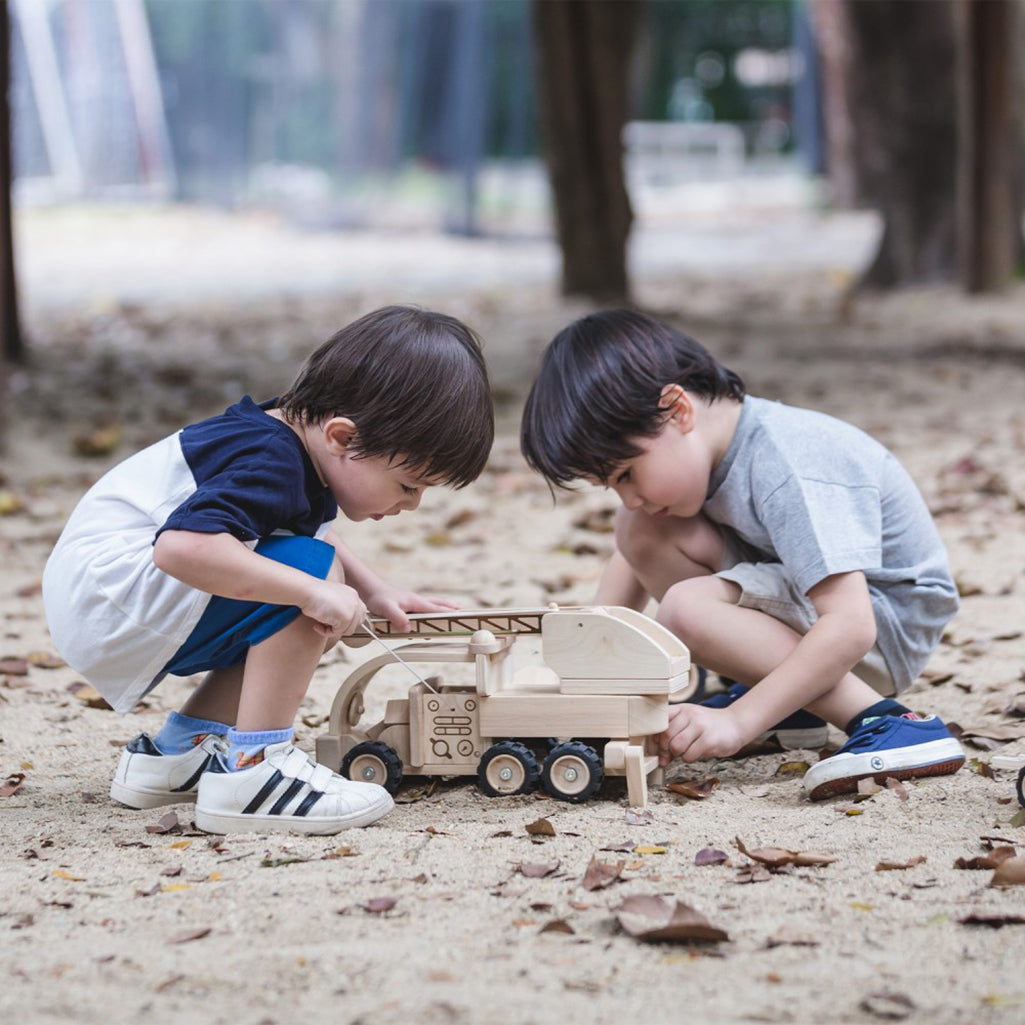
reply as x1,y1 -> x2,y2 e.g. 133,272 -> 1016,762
225,727 -> 293,771
845,699 -> 910,737
153,710 -> 230,755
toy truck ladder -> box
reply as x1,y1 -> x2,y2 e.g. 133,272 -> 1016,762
352,606 -> 581,640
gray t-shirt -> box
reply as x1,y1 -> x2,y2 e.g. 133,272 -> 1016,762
703,396 -> 959,689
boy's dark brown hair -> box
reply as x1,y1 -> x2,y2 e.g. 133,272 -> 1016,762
521,309 -> 745,487
280,305 -> 493,487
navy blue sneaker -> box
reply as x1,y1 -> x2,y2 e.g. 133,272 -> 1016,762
702,683 -> 829,751
803,713 -> 965,801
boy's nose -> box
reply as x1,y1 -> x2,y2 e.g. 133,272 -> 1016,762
616,483 -> 643,510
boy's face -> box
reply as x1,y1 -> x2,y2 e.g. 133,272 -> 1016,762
328,451 -> 441,522
311,417 -> 441,522
601,394 -> 714,520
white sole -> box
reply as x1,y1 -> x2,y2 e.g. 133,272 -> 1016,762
804,737 -> 965,800
109,780 -> 198,809
194,795 -> 394,835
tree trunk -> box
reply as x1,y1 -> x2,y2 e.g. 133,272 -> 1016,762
532,0 -> 642,303
843,0 -> 959,288
0,0 -> 21,450
956,0 -> 1018,292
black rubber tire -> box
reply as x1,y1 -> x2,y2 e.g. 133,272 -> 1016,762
340,740 -> 404,794
477,741 -> 540,797
541,740 -> 603,803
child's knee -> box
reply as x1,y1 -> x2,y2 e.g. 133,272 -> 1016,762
656,576 -> 739,647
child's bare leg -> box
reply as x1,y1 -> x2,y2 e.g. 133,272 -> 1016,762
180,664 -> 244,726
233,611 -> 327,731
611,508 -> 725,603
657,575 -> 882,729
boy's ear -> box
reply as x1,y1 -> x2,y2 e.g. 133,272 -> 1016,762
322,416 -> 358,455
658,384 -> 696,433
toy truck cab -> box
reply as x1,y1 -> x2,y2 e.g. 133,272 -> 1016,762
316,606 -> 693,807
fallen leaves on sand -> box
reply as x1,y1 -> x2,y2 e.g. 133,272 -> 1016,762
72,423 -> 122,457
145,811 -> 182,835
875,856 -> 927,872
66,681 -> 113,710
1,772 -> 26,797
991,856 -> 1025,887
615,895 -> 729,944
519,860 -> 560,879
766,923 -> 819,947
858,991 -> 916,1020
538,918 -> 575,935
959,911 -> 1025,927
624,807 -> 653,825
954,846 -> 1017,870
694,847 -> 730,867
525,817 -> 556,837
581,857 -> 624,891
734,836 -> 836,868
166,927 -> 211,944
0,657 -> 29,676
666,776 -> 720,800
362,897 -> 398,914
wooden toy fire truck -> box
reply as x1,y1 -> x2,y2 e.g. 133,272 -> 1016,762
317,605 -> 693,807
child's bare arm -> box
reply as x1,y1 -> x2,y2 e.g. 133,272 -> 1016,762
323,529 -> 459,631
660,571 -> 877,763
153,529 -> 365,636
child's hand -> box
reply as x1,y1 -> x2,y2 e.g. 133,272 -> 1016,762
365,587 -> 460,633
657,703 -> 745,766
301,580 -> 367,638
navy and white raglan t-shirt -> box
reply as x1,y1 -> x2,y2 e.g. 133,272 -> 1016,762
42,397 -> 336,713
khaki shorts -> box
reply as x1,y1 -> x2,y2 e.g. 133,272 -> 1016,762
717,554 -> 896,697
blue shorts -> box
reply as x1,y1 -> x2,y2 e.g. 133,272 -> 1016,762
162,535 -> 335,677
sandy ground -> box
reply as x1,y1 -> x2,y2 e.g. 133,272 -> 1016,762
3,198 -> 1025,1025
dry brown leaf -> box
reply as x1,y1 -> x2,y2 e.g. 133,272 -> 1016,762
166,927 -> 211,944
525,817 -> 556,837
735,836 -> 836,867
666,776 -> 720,799
1,772 -> 26,798
625,807 -> 654,825
735,864 -> 773,884
0,657 -> 29,676
955,846 -> 1017,870
27,651 -> 64,669
363,897 -> 398,913
538,919 -> 575,935
858,991 -> 916,1020
66,682 -> 113,710
519,860 -> 560,878
581,856 -> 624,891
73,424 -> 122,457
991,856 -> 1025,887
615,894 -> 729,944
145,811 -> 182,835
694,847 -> 730,867
766,923 -> 819,947
959,911 -> 1025,927
775,760 -> 811,776
876,856 -> 927,872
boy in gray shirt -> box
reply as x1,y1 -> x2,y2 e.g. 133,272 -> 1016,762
520,310 -> 964,799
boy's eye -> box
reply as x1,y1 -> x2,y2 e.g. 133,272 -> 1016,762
401,484 -> 420,496
614,469 -> 631,485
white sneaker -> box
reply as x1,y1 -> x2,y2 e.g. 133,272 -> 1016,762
110,733 -> 224,809
194,740 -> 394,835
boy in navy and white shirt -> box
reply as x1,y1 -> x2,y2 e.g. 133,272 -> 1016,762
44,306 -> 494,834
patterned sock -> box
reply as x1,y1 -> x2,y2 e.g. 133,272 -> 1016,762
153,710 -> 230,755
845,699 -> 911,737
225,726 -> 294,771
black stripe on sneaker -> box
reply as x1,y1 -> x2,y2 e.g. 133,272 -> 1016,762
293,788 -> 324,817
269,778 -> 306,815
242,769 -> 285,814
172,757 -> 211,792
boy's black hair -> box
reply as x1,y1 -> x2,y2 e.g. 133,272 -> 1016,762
520,309 -> 745,487
280,305 -> 493,488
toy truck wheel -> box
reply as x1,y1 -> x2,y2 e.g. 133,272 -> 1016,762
340,741 -> 403,794
477,741 -> 540,797
541,741 -> 603,803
